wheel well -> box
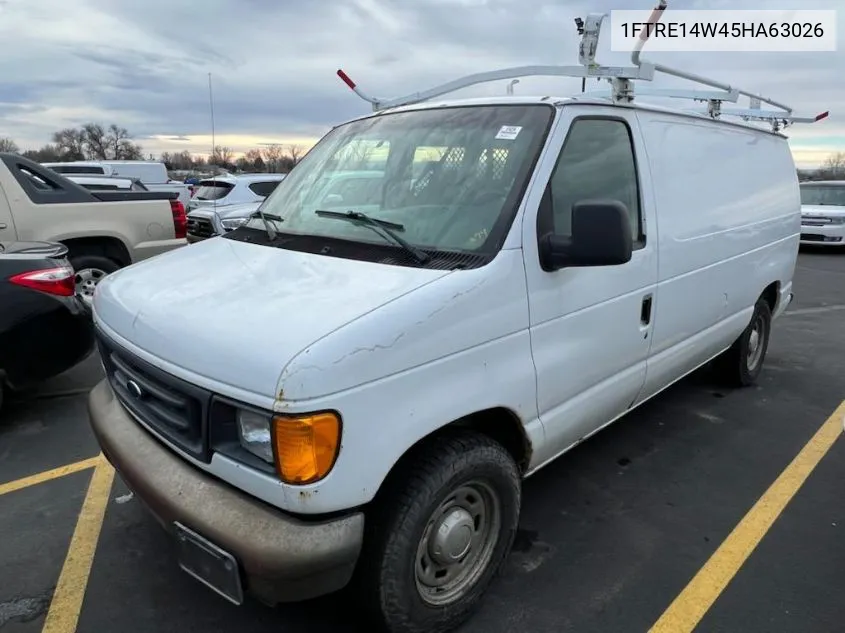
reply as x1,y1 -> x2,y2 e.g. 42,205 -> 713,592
60,237 -> 131,267
375,408 -> 532,504
761,281 -> 779,313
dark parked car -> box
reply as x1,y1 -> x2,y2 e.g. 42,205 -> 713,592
0,241 -> 94,413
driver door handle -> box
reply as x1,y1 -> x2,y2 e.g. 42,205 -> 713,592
640,294 -> 653,326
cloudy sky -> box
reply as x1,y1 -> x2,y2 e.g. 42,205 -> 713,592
0,0 -> 841,167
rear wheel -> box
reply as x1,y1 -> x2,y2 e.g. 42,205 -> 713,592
69,255 -> 121,306
357,430 -> 521,633
716,297 -> 772,387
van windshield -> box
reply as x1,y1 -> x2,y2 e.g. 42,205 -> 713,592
236,104 -> 554,265
800,185 -> 845,206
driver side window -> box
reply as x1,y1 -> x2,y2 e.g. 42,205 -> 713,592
548,118 -> 643,244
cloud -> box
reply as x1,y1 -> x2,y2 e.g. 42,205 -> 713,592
0,0 -> 841,166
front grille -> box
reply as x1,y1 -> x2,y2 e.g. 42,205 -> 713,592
801,217 -> 831,227
96,330 -> 212,461
801,233 -> 827,242
187,216 -> 217,238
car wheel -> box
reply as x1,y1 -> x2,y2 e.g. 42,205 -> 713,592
69,255 -> 121,307
357,429 -> 521,633
717,296 -> 772,387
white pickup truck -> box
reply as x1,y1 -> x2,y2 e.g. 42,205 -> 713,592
44,160 -> 192,207
0,153 -> 187,303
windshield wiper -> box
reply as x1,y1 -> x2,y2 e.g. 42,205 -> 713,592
250,209 -> 283,240
315,210 -> 430,264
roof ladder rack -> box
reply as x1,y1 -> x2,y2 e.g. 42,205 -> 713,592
336,0 -> 829,133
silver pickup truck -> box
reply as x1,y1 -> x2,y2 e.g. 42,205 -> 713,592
0,153 -> 187,303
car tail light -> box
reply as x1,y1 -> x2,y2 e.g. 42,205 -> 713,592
171,199 -> 187,239
9,263 -> 75,297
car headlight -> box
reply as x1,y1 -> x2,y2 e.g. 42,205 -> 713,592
235,409 -> 341,484
237,410 -> 273,462
829,216 -> 845,225
221,217 -> 247,231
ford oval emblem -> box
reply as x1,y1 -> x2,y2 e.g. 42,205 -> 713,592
127,380 -> 143,399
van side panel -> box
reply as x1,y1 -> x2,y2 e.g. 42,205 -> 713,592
635,111 -> 800,403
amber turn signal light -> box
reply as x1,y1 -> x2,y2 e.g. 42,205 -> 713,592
272,412 -> 341,484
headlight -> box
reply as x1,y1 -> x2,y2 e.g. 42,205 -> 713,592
221,217 -> 247,231
829,216 -> 845,225
235,409 -> 341,484
236,410 -> 273,462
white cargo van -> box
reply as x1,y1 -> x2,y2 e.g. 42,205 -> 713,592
86,7 -> 827,633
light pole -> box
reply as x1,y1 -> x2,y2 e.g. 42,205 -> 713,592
507,79 -> 520,95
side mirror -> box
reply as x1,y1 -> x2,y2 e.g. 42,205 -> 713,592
539,199 -> 633,271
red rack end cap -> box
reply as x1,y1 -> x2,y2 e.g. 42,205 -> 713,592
337,69 -> 356,89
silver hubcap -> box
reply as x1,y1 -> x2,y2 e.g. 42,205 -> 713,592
747,314 -> 766,370
414,481 -> 500,606
75,268 -> 108,305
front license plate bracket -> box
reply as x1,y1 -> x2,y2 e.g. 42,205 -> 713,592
173,521 -> 244,605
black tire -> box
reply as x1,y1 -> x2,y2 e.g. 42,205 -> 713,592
715,297 -> 772,387
356,429 -> 521,633
69,255 -> 121,303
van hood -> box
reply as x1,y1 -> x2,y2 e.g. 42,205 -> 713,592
92,237 -> 451,398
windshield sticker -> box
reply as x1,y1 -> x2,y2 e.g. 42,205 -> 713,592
495,125 -> 522,140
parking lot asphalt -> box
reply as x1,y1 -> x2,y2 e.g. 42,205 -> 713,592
1,248 -> 844,633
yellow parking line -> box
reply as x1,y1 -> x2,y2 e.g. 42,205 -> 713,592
42,456 -> 115,633
649,400 -> 845,633
0,456 -> 101,497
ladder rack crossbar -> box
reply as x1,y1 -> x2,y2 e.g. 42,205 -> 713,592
582,87 -> 740,103
336,1 -> 828,132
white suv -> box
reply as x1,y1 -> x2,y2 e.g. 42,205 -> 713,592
186,174 -> 285,241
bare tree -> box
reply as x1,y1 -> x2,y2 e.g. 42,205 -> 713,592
106,124 -> 144,159
0,137 -> 19,153
211,145 -> 234,167
82,123 -> 109,159
820,151 -> 845,180
261,144 -> 285,172
286,144 -> 305,166
51,123 -> 144,161
22,144 -> 64,162
51,128 -> 87,160
244,148 -> 265,171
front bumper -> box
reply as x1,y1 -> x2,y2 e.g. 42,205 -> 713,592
800,222 -> 845,246
88,379 -> 365,604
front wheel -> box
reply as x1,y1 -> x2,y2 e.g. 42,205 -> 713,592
357,430 -> 521,633
716,296 -> 772,387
